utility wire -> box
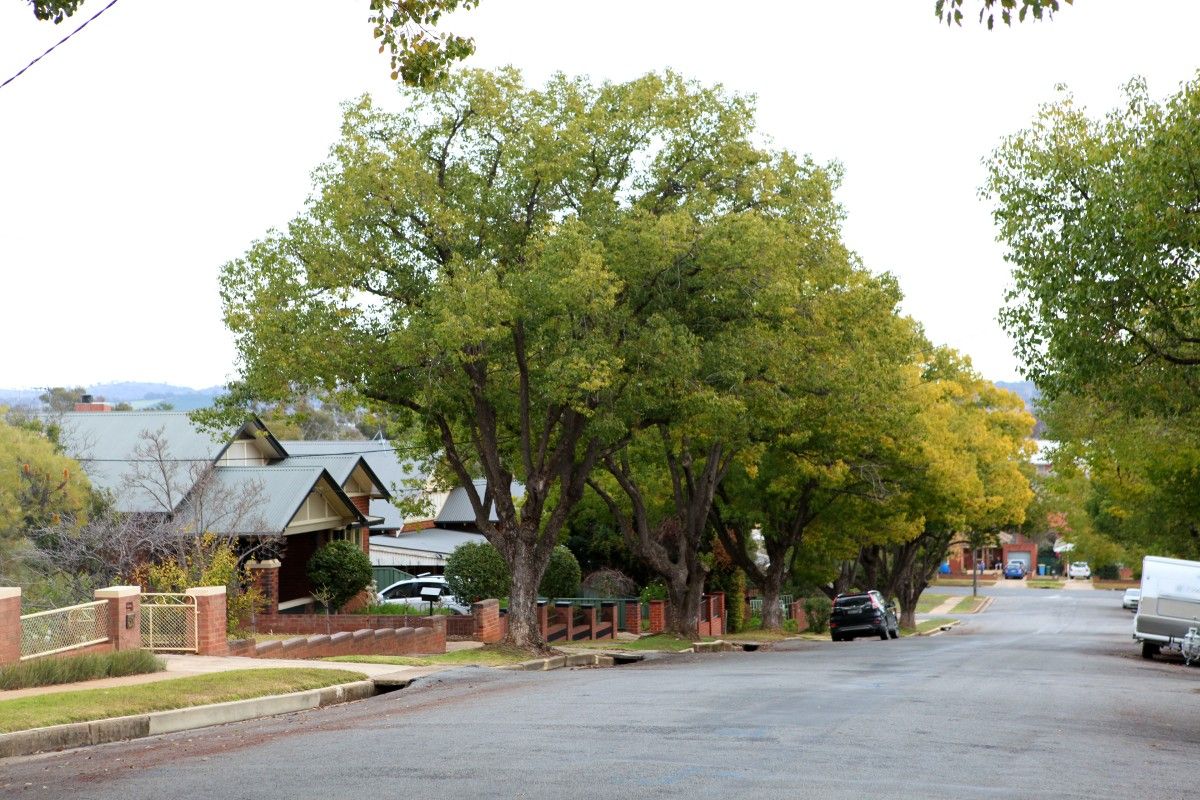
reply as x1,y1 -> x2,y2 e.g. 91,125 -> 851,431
0,0 -> 120,92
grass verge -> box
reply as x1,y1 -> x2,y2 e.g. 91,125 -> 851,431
1093,580 -> 1139,590
562,634 -> 709,652
931,578 -> 997,587
0,668 -> 366,734
325,644 -> 534,667
952,595 -> 986,613
0,650 -> 164,692
1026,579 -> 1065,589
915,593 -> 951,613
901,617 -> 955,636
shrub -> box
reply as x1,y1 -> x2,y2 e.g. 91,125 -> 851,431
307,540 -> 373,612
746,615 -> 763,631
727,570 -> 746,633
581,567 -> 639,597
782,618 -> 799,634
804,596 -> 832,634
357,603 -> 453,616
539,545 -> 581,599
0,649 -> 164,691
639,580 -> 668,603
1094,564 -> 1120,580
445,541 -> 511,603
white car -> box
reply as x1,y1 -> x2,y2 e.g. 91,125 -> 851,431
378,575 -> 470,615
1122,588 -> 1140,611
1068,562 -> 1091,580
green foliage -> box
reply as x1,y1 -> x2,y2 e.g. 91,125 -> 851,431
1094,564 -> 1120,581
936,0 -> 1071,29
803,596 -> 832,634
306,540 -> 373,612
0,649 -> 163,691
133,535 -> 265,637
639,581 -> 668,603
368,0 -> 480,85
745,615 -> 763,631
0,419 -> 93,537
357,603 -> 453,616
538,545 -> 581,599
445,541 -> 510,603
782,618 -> 799,634
727,570 -> 746,634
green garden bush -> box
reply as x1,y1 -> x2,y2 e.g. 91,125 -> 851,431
1094,564 -> 1121,580
306,540 -> 373,611
727,570 -> 746,633
804,596 -> 832,634
539,545 -> 581,599
445,541 -> 511,603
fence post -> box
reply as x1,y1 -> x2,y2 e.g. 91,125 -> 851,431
187,586 -> 229,656
624,600 -> 641,634
0,587 -> 20,665
471,599 -> 502,643
246,559 -> 280,617
95,585 -> 141,652
648,600 -> 666,634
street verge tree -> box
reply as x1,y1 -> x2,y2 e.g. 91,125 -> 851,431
220,68 -> 826,649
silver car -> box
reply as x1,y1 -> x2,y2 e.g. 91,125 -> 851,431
1123,588 -> 1140,612
378,575 -> 471,615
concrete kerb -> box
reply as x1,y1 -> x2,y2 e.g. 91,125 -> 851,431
916,619 -> 963,637
0,680 -> 376,760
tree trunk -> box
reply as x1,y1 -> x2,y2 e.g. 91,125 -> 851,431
666,570 -> 705,639
496,531 -> 556,653
898,583 -> 920,630
760,574 -> 784,630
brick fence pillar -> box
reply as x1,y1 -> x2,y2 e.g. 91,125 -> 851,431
791,599 -> 810,632
648,600 -> 666,634
471,599 -> 502,643
247,559 -> 280,616
0,587 -> 21,665
95,585 -> 141,652
710,593 -> 725,636
187,586 -> 229,656
624,600 -> 641,634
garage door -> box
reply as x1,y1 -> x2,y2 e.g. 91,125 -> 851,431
1008,551 -> 1032,570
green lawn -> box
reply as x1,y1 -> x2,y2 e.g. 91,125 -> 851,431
902,617 -> 955,636
1026,578 -> 1065,589
952,595 -> 985,613
914,593 -> 952,613
931,577 -> 997,587
564,634 -> 710,652
0,668 -> 366,734
326,644 -> 535,667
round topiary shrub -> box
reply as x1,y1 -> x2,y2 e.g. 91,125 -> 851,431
306,540 -> 373,612
445,541 -> 511,603
539,545 -> 581,599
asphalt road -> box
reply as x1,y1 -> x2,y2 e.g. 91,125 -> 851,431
3,586 -> 1196,800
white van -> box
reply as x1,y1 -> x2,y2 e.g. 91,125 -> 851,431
1133,555 -> 1200,659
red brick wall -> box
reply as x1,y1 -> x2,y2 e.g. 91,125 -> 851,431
188,588 -> 229,656
349,496 -> 370,516
789,600 -> 810,632
648,600 -> 666,633
250,622 -> 445,659
254,612 -> 446,651
471,600 -> 503,643
0,588 -> 21,665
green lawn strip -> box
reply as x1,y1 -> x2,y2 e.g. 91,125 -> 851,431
720,630 -> 797,642
951,595 -> 985,613
931,578 -> 997,587
325,644 -> 534,667
0,650 -> 164,691
914,593 -> 951,613
562,634 -> 710,652
901,617 -> 955,636
1093,580 -> 1139,590
1026,579 -> 1065,589
0,668 -> 367,734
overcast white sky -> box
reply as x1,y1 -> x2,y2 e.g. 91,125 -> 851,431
1,0 -> 1198,391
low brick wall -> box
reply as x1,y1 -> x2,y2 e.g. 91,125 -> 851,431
248,623 -> 444,660
254,612 -> 445,637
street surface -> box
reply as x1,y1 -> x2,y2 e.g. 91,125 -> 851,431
2,586 -> 1195,799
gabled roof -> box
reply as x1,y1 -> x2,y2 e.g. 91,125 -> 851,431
60,411 -> 285,513
436,479 -> 526,524
279,440 -> 425,530
194,466 -> 366,535
277,451 -> 391,500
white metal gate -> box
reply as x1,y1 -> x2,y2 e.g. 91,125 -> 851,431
140,593 -> 197,652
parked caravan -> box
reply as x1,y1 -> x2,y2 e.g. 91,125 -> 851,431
1133,555 -> 1200,660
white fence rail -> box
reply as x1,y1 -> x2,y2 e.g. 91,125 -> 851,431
20,600 -> 110,660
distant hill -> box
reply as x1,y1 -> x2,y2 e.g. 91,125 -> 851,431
0,382 -> 224,411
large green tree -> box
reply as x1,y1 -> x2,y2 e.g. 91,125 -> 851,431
221,68 -> 821,649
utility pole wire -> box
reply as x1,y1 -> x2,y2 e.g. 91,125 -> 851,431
0,0 -> 120,92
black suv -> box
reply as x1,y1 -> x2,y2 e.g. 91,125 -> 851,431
829,590 -> 899,641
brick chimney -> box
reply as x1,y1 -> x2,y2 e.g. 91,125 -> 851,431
73,393 -> 112,412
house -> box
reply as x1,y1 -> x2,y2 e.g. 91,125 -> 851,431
367,478 -> 524,575
59,410 -> 390,613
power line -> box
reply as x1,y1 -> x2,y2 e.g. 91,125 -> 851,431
0,0 -> 120,92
